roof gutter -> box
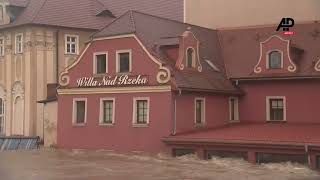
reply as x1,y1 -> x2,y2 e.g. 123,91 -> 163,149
230,76 -> 320,81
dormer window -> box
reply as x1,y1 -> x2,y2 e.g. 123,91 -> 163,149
268,51 -> 283,69
186,47 -> 195,68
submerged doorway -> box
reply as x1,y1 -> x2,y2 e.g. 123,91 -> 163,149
0,98 -> 4,135
12,96 -> 24,136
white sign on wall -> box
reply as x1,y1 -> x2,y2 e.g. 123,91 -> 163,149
76,75 -> 148,87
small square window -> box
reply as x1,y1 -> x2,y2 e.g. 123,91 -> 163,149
117,50 -> 132,73
94,53 -> 107,74
65,35 -> 79,55
73,99 -> 87,125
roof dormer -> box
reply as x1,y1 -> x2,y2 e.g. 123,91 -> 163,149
254,35 -> 297,74
176,31 -> 202,72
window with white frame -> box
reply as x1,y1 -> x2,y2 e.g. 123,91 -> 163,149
15,34 -> 23,54
268,51 -> 282,69
99,98 -> 115,125
0,98 -> 4,134
195,98 -> 205,125
133,98 -> 150,126
73,98 -> 87,125
0,37 -> 4,56
186,47 -> 195,68
65,35 -> 79,55
267,97 -> 286,121
117,50 -> 132,73
0,5 -> 3,23
94,53 -> 108,74
229,97 -> 239,121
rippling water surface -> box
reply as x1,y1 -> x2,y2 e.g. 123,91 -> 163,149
0,149 -> 319,180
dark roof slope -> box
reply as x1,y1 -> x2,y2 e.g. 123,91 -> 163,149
219,23 -> 320,79
8,0 -> 29,7
1,0 -> 183,30
94,11 -> 240,94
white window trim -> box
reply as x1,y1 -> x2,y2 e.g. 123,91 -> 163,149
266,96 -> 286,122
99,98 -> 115,126
266,50 -> 284,69
186,47 -> 196,68
93,52 -> 108,75
0,36 -> 4,57
65,34 -> 79,55
15,33 -> 23,54
132,97 -> 150,127
116,49 -> 132,73
229,97 -> 239,122
72,98 -> 87,126
194,97 -> 206,126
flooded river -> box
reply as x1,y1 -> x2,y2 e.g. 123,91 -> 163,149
0,149 -> 319,180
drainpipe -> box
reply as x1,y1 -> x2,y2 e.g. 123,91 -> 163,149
305,144 -> 311,167
172,89 -> 182,135
55,30 -> 59,83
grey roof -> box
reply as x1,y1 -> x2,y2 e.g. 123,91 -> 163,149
94,11 -> 241,94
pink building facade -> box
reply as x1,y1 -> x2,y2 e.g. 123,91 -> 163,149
57,11 -> 320,169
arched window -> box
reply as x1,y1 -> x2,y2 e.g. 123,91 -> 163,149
268,51 -> 282,69
186,48 -> 194,68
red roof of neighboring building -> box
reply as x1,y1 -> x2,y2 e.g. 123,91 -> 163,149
219,23 -> 320,79
1,0 -> 183,30
93,11 -> 241,94
164,123 -> 320,146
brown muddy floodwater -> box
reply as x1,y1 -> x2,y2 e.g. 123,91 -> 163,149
0,149 -> 319,180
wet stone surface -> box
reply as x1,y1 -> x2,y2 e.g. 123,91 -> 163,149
0,149 -> 319,180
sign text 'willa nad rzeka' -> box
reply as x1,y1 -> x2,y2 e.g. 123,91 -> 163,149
76,75 -> 148,87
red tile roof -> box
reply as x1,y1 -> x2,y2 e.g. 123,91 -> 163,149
93,11 -> 241,94
219,23 -> 320,79
164,123 -> 320,146
2,0 -> 183,30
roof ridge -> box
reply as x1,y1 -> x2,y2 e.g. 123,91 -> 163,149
130,10 -> 218,32
30,0 -> 48,23
91,10 -> 132,38
129,10 -> 137,33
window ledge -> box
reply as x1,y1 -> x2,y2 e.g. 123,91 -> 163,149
93,74 -> 107,78
65,53 -> 78,56
133,124 -> 149,128
195,123 -> 206,128
266,120 -> 287,123
72,123 -> 86,127
99,123 -> 115,127
229,120 -> 240,123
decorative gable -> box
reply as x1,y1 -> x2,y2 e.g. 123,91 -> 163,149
176,31 -> 202,72
254,35 -> 297,74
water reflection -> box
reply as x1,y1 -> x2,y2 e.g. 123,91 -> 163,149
0,149 -> 318,180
